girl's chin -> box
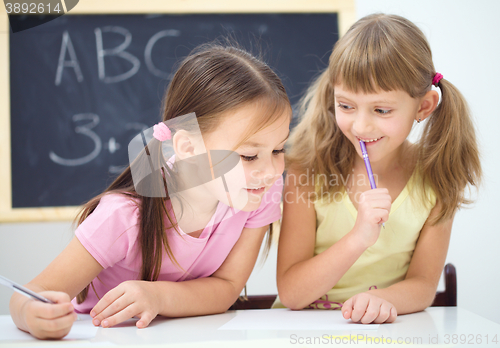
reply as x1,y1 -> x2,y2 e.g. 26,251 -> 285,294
240,190 -> 265,211
238,200 -> 263,212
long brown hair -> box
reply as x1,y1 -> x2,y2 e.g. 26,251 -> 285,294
286,13 -> 481,224
76,41 -> 291,303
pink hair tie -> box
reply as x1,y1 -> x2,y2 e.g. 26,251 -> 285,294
432,72 -> 443,87
153,122 -> 172,141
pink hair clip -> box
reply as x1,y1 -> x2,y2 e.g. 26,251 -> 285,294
432,72 -> 443,87
153,122 -> 172,141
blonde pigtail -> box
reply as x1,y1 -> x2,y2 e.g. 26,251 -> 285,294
419,79 -> 482,223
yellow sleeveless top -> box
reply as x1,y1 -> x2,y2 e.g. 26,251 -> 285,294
273,170 -> 436,309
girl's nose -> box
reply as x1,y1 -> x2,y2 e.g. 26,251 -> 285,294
352,112 -> 374,135
252,157 -> 279,185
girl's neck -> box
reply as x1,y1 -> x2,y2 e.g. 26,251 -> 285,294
169,185 -> 219,236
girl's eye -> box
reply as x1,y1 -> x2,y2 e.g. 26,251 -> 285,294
337,102 -> 353,111
375,108 -> 391,115
240,148 -> 285,162
240,155 -> 257,162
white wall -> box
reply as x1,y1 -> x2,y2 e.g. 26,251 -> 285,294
0,222 -> 74,316
1,0 -> 499,326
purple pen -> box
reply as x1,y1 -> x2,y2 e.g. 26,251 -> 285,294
359,140 -> 385,228
359,140 -> 377,190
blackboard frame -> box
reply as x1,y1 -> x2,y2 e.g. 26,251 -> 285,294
0,0 -> 355,222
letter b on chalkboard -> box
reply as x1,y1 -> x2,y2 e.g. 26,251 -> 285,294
4,0 -> 79,33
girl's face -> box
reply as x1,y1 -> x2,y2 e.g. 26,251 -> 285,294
201,102 -> 290,212
334,84 -> 420,165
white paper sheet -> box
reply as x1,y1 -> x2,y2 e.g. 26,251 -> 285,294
0,314 -> 100,341
218,309 -> 380,330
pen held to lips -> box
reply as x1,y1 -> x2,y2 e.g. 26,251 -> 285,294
359,140 -> 385,228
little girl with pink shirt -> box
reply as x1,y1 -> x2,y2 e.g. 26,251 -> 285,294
10,43 -> 291,339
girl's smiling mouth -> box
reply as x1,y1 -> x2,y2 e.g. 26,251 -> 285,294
243,186 -> 266,195
356,136 -> 384,144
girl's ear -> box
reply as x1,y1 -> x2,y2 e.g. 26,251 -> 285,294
416,90 -> 440,122
172,130 -> 196,160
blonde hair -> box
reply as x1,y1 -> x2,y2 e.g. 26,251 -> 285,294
286,13 -> 481,224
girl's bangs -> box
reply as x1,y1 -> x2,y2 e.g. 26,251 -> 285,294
233,96 -> 291,151
329,26 -> 419,97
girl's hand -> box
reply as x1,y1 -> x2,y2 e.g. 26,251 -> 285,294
352,188 -> 392,248
90,280 -> 159,329
22,291 -> 77,339
342,292 -> 397,324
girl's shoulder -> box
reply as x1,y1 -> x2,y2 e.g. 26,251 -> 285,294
84,192 -> 142,230
408,165 -> 437,210
76,193 -> 142,269
99,192 -> 141,209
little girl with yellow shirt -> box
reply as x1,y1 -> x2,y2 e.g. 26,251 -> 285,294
273,14 -> 481,324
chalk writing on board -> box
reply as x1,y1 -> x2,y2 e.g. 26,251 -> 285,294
56,27 -> 182,85
95,26 -> 140,84
10,13 -> 338,208
49,115 -> 147,174
108,122 -> 148,174
145,29 -> 181,80
49,113 -> 101,166
55,31 -> 83,86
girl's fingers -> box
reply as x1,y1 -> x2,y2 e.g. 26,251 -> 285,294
91,287 -> 126,320
360,189 -> 389,199
42,291 -> 72,304
33,311 -> 77,338
371,208 -> 389,224
342,299 -> 353,319
373,302 -> 392,324
386,307 -> 398,323
360,300 -> 382,324
90,282 -> 157,328
358,194 -> 391,217
343,293 -> 397,325
99,303 -> 137,328
366,198 -> 392,210
92,295 -> 132,327
23,291 -> 76,340
350,297 -> 369,322
30,300 -> 74,320
136,311 -> 156,329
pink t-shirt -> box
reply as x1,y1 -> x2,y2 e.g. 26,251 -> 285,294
72,176 -> 283,313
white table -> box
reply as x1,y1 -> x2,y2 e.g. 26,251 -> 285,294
1,307 -> 499,347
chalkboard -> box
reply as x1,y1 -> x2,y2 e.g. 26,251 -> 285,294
1,2 -> 355,221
